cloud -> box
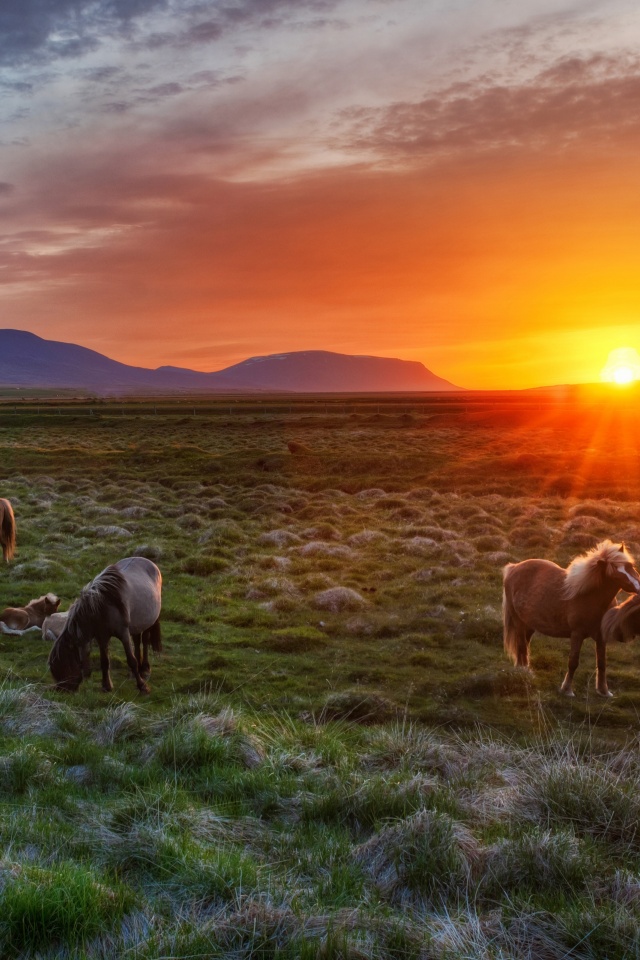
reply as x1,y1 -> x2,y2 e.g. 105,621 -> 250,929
0,0 -> 166,66
339,53 -> 640,163
0,0 -> 346,66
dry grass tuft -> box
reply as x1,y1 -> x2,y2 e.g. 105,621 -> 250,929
355,809 -> 483,903
314,587 -> 366,612
0,685 -> 70,738
94,702 -> 146,746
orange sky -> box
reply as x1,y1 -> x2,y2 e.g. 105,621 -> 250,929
1,1 -> 640,388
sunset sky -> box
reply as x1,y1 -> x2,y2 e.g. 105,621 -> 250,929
1,0 -> 640,388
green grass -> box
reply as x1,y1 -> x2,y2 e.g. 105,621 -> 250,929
2,394 -> 640,956
0,860 -> 132,955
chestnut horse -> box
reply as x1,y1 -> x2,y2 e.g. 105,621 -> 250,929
0,498 -> 16,562
49,556 -> 162,694
503,540 -> 640,697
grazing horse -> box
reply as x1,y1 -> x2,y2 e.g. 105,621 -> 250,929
503,540 -> 640,697
0,593 -> 60,635
49,556 -> 162,694
602,595 -> 640,646
0,498 -> 16,562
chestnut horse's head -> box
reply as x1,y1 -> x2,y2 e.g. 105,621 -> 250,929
566,540 -> 640,599
600,542 -> 640,595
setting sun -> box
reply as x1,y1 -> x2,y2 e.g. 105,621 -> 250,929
601,347 -> 640,385
613,366 -> 635,385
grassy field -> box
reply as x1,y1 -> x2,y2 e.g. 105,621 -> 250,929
1,390 -> 640,957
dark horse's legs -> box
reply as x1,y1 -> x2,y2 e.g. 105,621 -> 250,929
141,630 -> 151,678
560,631 -> 585,697
133,631 -> 151,679
119,628 -> 150,694
133,633 -> 142,670
99,640 -> 114,692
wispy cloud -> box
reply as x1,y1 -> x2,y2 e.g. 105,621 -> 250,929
1,0 -> 639,386
339,53 -> 640,163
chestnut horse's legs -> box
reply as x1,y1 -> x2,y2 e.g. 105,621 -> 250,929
99,641 -> 113,692
595,632 -> 613,697
521,628 -> 534,669
560,631 -> 585,697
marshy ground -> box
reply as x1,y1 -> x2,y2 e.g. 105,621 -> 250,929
1,390 -> 640,957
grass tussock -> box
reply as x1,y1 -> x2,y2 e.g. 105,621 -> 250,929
0,680 -> 635,956
4,397 -> 640,956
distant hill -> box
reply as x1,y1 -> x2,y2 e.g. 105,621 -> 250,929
0,329 -> 463,393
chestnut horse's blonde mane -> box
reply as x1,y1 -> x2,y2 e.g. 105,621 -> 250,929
564,540 -> 634,599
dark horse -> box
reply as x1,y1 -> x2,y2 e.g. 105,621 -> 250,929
0,498 -> 16,562
503,540 -> 640,697
602,594 -> 640,646
49,556 -> 162,693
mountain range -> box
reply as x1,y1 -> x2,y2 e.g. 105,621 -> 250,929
0,329 -> 462,393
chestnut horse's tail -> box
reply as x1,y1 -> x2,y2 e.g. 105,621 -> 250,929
502,564 -> 529,668
148,618 -> 162,653
1,500 -> 16,563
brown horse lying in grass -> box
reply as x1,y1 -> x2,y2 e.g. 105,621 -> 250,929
602,595 -> 640,646
0,593 -> 60,635
503,540 -> 640,697
0,498 -> 16,562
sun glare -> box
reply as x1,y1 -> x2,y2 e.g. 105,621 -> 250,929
601,346 -> 640,385
613,366 -> 634,385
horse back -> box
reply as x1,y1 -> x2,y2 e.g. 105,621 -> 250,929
503,558 -> 570,638
114,556 -> 162,634
43,611 -> 69,643
0,607 -> 29,631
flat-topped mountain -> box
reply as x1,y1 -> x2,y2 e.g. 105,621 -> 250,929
0,329 -> 462,393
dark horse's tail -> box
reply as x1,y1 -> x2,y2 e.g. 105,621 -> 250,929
502,564 -> 529,668
148,618 -> 163,653
1,500 -> 16,563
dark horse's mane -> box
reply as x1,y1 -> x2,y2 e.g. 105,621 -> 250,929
68,565 -> 128,634
49,565 -> 129,682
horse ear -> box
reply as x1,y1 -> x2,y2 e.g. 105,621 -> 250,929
620,542 -> 626,552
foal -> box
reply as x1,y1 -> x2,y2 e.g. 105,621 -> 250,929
0,594 -> 60,634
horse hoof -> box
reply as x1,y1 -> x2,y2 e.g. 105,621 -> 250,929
139,683 -> 150,695
102,685 -> 114,693
597,689 -> 614,698
560,687 -> 575,698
